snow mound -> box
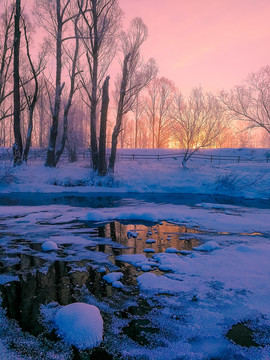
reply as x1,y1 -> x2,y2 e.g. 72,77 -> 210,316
54,303 -> 103,350
193,241 -> 220,252
165,247 -> 179,253
146,238 -> 156,244
41,240 -> 58,251
140,264 -> 151,272
143,248 -> 155,253
103,272 -> 123,284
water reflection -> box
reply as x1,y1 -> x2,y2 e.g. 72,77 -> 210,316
0,256 -> 106,336
0,215 -> 204,358
95,220 -> 201,255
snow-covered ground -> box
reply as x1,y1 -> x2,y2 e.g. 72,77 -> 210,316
0,148 -> 270,199
0,148 -> 270,359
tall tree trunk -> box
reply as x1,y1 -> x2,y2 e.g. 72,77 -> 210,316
13,0 -> 22,166
39,90 -> 44,147
89,0 -> 99,171
23,18 -> 39,163
152,116 -> 155,148
90,54 -> 99,170
23,108 -> 35,162
54,14 -> 80,166
108,53 -> 130,173
98,76 -> 110,176
45,0 -> 62,167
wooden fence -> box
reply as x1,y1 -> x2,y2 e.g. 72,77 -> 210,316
117,152 -> 270,163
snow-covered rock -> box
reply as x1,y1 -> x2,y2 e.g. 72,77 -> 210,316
41,240 -> 58,252
103,272 -> 123,284
112,280 -> 124,288
54,303 -> 103,350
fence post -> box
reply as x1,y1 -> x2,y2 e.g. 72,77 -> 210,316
158,154 -> 160,161
132,154 -> 135,161
210,155 -> 212,163
238,156 -> 240,163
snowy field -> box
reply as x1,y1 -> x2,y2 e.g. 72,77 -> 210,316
0,148 -> 270,359
0,147 -> 270,199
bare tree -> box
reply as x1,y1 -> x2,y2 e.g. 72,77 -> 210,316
108,17 -> 158,172
0,1 -> 14,123
132,92 -> 144,148
12,0 -> 22,165
171,87 -> 227,167
35,0 -> 82,166
144,78 -> 158,148
21,17 -> 46,163
220,66 -> 270,136
98,75 -> 110,175
78,0 -> 122,170
144,77 -> 175,148
54,9 -> 81,165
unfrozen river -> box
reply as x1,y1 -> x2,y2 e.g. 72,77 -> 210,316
0,193 -> 270,359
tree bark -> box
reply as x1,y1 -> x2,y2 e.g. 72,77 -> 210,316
98,76 -> 110,176
89,0 -> 99,171
22,18 -> 39,163
54,13 -> 80,166
13,0 -> 23,166
45,0 -> 62,167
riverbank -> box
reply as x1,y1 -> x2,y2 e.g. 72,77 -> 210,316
1,148 -> 270,200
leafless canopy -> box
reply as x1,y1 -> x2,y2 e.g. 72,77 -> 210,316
172,87 -> 227,166
220,66 -> 270,135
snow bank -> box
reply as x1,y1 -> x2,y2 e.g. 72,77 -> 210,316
54,303 -> 103,350
193,241 -> 220,251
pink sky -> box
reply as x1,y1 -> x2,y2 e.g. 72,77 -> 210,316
118,0 -> 270,93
